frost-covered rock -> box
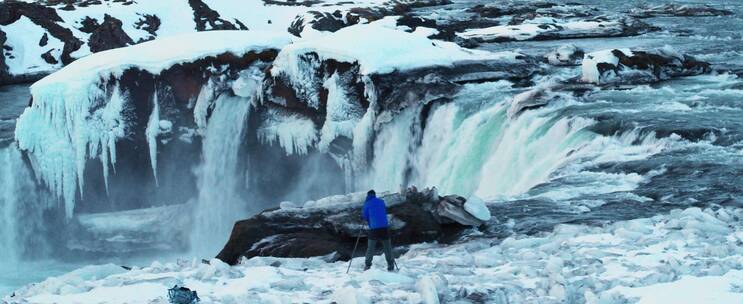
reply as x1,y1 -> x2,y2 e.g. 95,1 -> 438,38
581,46 -> 711,85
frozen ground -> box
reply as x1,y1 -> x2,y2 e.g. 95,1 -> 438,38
4,206 -> 741,303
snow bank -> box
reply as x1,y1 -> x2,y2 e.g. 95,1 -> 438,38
7,206 -> 742,303
32,31 -> 292,90
457,19 -> 633,42
272,23 -> 521,76
15,31 -> 292,217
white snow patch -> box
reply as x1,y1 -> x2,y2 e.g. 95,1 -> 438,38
273,23 -> 522,76
0,16 -> 64,75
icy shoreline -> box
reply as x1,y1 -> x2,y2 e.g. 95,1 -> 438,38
5,205 -> 742,303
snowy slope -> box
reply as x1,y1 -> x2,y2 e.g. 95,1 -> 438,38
0,0 -> 392,83
5,206 -> 742,303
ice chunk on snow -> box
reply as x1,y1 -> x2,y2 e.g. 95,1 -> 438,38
416,273 -> 448,304
464,196 -> 491,221
332,287 -> 371,304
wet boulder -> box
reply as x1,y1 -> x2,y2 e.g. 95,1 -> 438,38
581,46 -> 711,85
216,188 -> 489,265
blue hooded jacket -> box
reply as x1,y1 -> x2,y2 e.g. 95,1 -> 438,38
362,194 -> 389,229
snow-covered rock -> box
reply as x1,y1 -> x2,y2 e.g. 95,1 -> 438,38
545,44 -> 584,66
456,17 -> 656,43
581,46 -> 712,85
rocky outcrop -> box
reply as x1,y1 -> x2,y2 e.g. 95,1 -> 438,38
188,0 -> 247,31
287,0 -> 450,37
629,4 -> 733,18
216,188 -> 489,265
581,47 -> 711,85
133,14 -> 160,42
88,14 -> 135,53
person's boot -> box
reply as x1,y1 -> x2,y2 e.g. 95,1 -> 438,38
387,264 -> 395,272
364,264 -> 371,271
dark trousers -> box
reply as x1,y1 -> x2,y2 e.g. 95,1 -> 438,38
365,228 -> 395,270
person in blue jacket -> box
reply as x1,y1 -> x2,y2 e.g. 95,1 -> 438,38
362,189 -> 396,271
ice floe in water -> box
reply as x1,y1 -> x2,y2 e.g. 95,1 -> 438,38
5,206 -> 741,303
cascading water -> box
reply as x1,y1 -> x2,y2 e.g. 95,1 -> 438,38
0,146 -> 50,263
361,81 -> 674,202
190,92 -> 253,255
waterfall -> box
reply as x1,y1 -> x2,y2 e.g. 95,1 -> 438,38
190,93 -> 252,255
363,82 -> 600,200
0,146 -> 50,263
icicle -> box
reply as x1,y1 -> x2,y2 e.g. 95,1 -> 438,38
318,72 -> 362,152
145,92 -> 160,186
15,83 -> 128,218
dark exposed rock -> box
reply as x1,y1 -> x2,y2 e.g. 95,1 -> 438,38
88,14 -> 135,52
39,33 -> 49,47
134,14 -> 160,42
287,0 -> 450,37
216,188 -> 485,265
41,49 -> 58,64
79,16 -> 100,33
188,0 -> 244,31
0,29 -> 8,83
581,47 -> 712,85
629,4 -> 733,18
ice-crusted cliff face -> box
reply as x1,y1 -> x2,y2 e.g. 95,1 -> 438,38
12,24 -> 540,254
